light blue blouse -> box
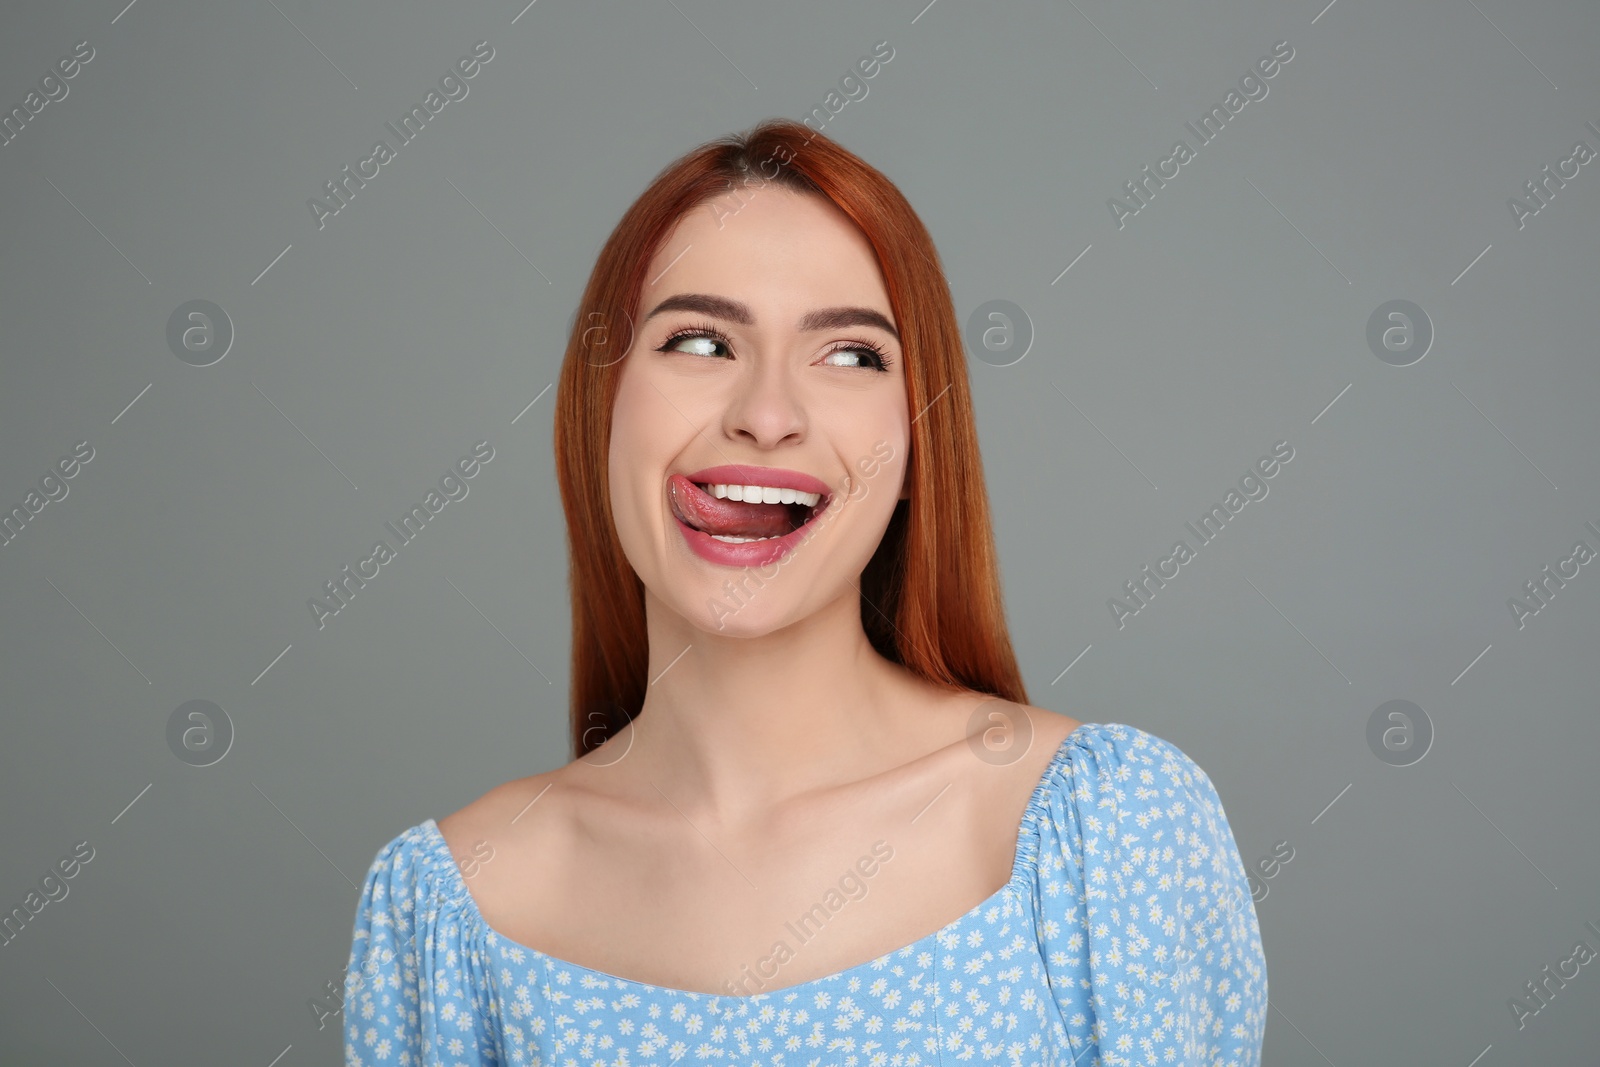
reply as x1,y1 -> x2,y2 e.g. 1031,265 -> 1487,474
343,721 -> 1267,1066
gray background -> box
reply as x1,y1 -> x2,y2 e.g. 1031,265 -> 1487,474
2,0 -> 1597,1063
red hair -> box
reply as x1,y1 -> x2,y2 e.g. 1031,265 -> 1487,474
553,119 -> 1027,758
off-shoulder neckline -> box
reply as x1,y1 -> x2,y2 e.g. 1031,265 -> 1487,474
418,719 -> 1112,1000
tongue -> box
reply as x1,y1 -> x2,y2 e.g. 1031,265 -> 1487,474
669,475 -> 797,538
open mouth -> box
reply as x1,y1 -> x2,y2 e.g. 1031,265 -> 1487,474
667,475 -> 832,544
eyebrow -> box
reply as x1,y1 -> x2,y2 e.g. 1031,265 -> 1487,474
643,293 -> 900,343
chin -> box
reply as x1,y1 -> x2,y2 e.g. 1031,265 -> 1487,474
689,585 -> 806,639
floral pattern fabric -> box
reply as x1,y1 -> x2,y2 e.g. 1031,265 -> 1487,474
344,721 -> 1268,1066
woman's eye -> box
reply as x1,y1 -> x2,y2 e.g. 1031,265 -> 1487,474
660,333 -> 728,358
657,330 -> 890,371
821,347 -> 883,370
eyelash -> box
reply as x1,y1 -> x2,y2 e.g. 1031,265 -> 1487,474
655,320 -> 895,372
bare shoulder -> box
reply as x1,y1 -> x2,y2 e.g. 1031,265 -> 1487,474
951,699 -> 1083,814
434,765 -> 573,866
907,693 -> 1083,818
911,696 -> 1084,879
1022,702 -> 1083,751
1007,703 -> 1082,782
956,695 -> 1081,766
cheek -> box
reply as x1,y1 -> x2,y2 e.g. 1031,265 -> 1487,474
606,371 -> 683,526
834,443 -> 901,526
610,358 -> 682,445
851,421 -> 907,486
608,365 -> 657,465
606,386 -> 646,521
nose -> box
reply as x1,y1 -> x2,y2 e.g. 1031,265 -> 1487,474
721,349 -> 806,448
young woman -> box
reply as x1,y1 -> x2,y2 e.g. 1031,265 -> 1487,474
343,119 -> 1267,1066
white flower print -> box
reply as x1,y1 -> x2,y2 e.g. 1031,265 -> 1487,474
342,724 -> 1266,1066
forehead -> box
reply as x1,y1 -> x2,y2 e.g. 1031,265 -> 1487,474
641,187 -> 892,319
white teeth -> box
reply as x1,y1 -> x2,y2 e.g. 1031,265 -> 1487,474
707,533 -> 781,543
701,483 -> 820,507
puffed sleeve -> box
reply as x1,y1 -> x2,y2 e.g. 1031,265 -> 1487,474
1031,723 -> 1267,1066
343,823 -> 501,1066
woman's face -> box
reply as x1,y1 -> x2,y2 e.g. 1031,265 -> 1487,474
607,185 -> 910,638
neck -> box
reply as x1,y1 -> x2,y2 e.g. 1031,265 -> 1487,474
609,584 -> 946,824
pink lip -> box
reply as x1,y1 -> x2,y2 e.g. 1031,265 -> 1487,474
673,509 -> 822,569
669,465 -> 836,569
683,465 -> 831,498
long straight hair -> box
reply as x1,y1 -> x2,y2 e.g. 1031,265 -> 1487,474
554,119 -> 1028,759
